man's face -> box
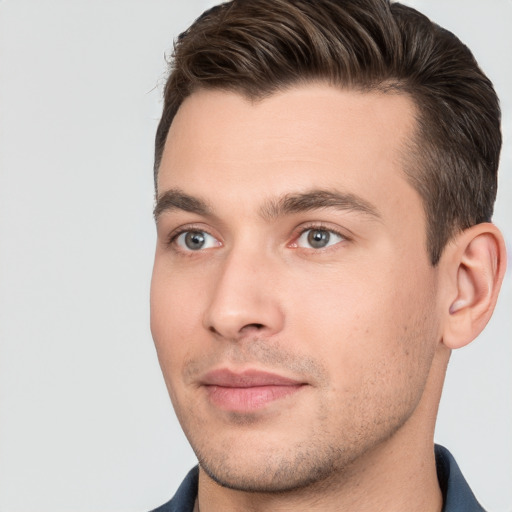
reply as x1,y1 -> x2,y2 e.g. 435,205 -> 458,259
151,84 -> 442,492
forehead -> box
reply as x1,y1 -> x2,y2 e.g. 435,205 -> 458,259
158,84 -> 420,222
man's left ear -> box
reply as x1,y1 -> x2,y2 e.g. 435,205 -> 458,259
440,222 -> 507,350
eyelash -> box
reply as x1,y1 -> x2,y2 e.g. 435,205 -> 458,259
291,223 -> 349,249
166,225 -> 215,247
166,223 -> 350,253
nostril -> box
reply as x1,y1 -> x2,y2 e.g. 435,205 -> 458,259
242,323 -> 265,331
207,323 -> 264,337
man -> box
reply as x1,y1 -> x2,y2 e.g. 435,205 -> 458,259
149,0 -> 506,510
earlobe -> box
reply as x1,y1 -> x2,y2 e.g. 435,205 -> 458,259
442,223 -> 507,350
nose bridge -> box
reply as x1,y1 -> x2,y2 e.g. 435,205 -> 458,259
203,239 -> 284,340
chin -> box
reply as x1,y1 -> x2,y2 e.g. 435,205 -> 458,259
195,441 -> 349,494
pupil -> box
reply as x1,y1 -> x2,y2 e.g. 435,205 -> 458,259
308,229 -> 330,248
185,231 -> 205,250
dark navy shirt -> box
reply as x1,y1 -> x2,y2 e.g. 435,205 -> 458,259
150,445 -> 485,511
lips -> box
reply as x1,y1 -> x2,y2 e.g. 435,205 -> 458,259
201,369 -> 305,412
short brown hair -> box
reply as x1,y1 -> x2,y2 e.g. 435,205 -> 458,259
154,0 -> 501,265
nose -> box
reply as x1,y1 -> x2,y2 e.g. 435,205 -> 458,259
202,247 -> 285,341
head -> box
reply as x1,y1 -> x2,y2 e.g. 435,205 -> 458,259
150,0 -> 506,500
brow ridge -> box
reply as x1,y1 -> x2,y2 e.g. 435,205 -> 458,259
154,189 -> 211,220
260,189 -> 381,220
154,188 -> 381,222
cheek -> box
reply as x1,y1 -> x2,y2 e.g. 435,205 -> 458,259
294,275 -> 437,438
150,263 -> 204,382
290,259 -> 438,390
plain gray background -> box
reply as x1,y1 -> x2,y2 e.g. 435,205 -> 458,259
0,1 -> 510,511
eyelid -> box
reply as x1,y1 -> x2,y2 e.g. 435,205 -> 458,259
178,231 -> 220,251
166,223 -> 222,249
163,221 -> 350,252
289,222 -> 351,249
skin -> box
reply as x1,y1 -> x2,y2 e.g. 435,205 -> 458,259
150,84 -> 504,511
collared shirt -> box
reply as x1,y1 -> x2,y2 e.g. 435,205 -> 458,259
150,445 -> 485,511
435,445 -> 486,511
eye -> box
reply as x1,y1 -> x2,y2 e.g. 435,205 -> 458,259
175,230 -> 220,251
296,228 -> 344,249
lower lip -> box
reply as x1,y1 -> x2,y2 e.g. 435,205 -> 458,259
205,384 -> 304,412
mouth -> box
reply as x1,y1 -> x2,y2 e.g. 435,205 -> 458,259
200,368 -> 306,412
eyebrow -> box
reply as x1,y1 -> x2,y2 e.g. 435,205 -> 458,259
260,189 -> 381,221
154,188 -> 381,222
154,189 -> 212,220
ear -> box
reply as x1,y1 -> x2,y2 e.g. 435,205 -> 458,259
440,223 -> 507,350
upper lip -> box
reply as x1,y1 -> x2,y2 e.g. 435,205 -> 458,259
201,369 -> 304,388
